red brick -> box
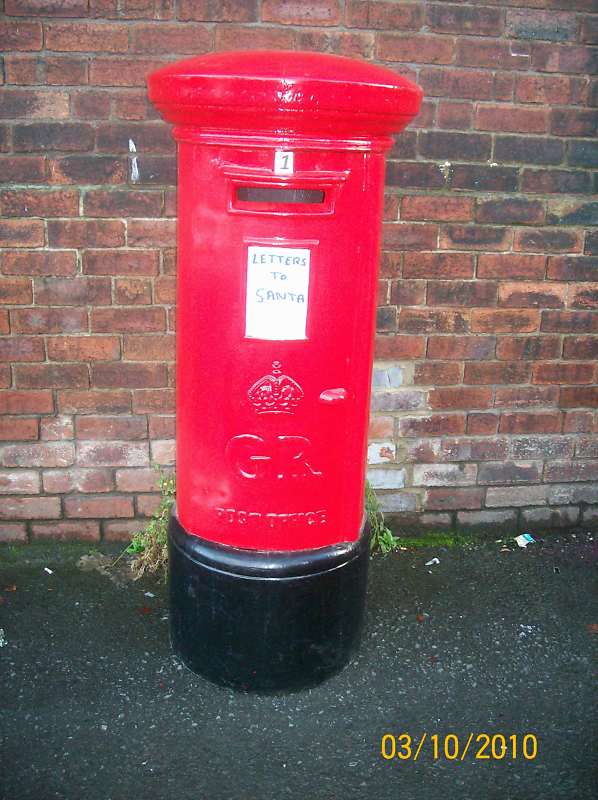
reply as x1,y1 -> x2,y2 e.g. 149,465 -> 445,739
11,307 -> 88,334
0,496 -> 61,519
0,219 -> 44,249
547,257 -> 598,282
0,442 -> 74,467
495,386 -> 559,409
428,280 -> 497,307
506,9 -> 577,43
544,461 -> 598,483
464,362 -> 530,385
45,22 -> 128,52
374,335 -> 425,360
0,188 -> 79,218
2,251 -> 77,276
532,43 -> 596,75
0,523 -> 27,542
475,104 -> 548,134
499,282 -> 566,309
386,162 -> 445,190
456,39 -> 529,70
428,336 -> 495,360
390,279 -> 425,307
533,362 -> 594,385
31,519 -> 100,540
514,228 -> 582,254
49,155 -> 125,185
0,469 -> 26,502
0,337 -> 44,363
429,387 -> 493,410
136,493 -> 161,517
123,334 -> 175,361
6,0 -> 88,15
437,100 -> 473,130
516,74 -> 586,105
377,33 -> 454,64
178,0 -> 257,22
91,307 -> 165,334
127,219 -> 176,247
569,285 -> 598,310
148,415 -> 175,438
34,276 -> 112,306
261,0 -> 339,25
64,494 -> 134,518
440,225 -> 511,251
0,312 -> 8,335
475,197 -> 545,226
522,168 -> 591,195
0,390 -> 53,414
448,162 -> 519,192
399,308 -> 467,334
150,439 -> 175,465
48,219 -> 125,248
564,410 -> 593,433
419,67 -> 493,100
43,468 -> 113,493
563,336 -> 598,360
131,388 -> 175,413
215,25 -> 295,51
91,362 -> 168,388
57,389 -> 131,414
0,417 -> 39,441
0,156 -> 46,183
471,310 -> 539,334
427,3 -> 502,35
0,20 -> 43,51
45,55 -> 88,85
552,109 -> 597,138
477,254 -> 546,281
115,467 -> 160,492
83,249 -> 159,277
0,277 -> 33,304
47,336 -> 120,362
14,364 -> 89,389
0,88 -> 69,119
560,387 -> 598,408
496,336 -> 561,361
414,362 -> 461,386
14,122 -> 94,152
499,412 -> 561,434
90,57 -> 168,87
154,276 -> 175,304
401,196 -> 472,223
4,55 -> 39,85
76,415 -> 147,441
345,1 -> 419,29
382,223 -> 438,251
114,277 -> 152,306
72,90 -> 111,120
418,131 -> 491,161
83,189 -> 163,218
542,311 -> 598,333
96,122 -> 174,154
40,415 -> 73,441
128,154 -> 176,185
467,412 -> 498,435
129,22 -> 211,53
77,440 -> 148,467
404,253 -> 471,280
399,414 -> 466,437
426,488 -> 484,511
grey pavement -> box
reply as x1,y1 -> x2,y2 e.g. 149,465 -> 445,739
0,533 -> 596,800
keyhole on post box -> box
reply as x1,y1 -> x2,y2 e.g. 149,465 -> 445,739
236,186 -> 325,205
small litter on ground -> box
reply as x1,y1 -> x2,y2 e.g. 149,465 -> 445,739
515,533 -> 535,548
44,567 -> 53,575
0,628 -> 7,647
425,557 -> 440,566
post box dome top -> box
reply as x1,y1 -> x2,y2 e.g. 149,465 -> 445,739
147,50 -> 422,139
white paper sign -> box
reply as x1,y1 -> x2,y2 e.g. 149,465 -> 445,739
245,245 -> 310,340
274,151 -> 294,175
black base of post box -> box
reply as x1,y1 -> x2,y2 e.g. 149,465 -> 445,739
168,509 -> 370,692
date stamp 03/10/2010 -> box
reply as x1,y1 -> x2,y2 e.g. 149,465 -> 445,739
381,733 -> 539,763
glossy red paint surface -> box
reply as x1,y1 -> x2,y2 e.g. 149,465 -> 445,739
148,52 -> 421,551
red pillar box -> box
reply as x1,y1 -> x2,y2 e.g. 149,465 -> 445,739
148,51 -> 421,691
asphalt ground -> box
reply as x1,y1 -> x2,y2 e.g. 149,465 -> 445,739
0,532 -> 596,800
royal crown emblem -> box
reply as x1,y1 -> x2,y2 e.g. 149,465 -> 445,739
247,361 -> 304,414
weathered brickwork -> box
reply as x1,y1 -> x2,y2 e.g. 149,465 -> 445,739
0,1 -> 596,540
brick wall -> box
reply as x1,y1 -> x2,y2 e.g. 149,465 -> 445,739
0,1 -> 596,543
